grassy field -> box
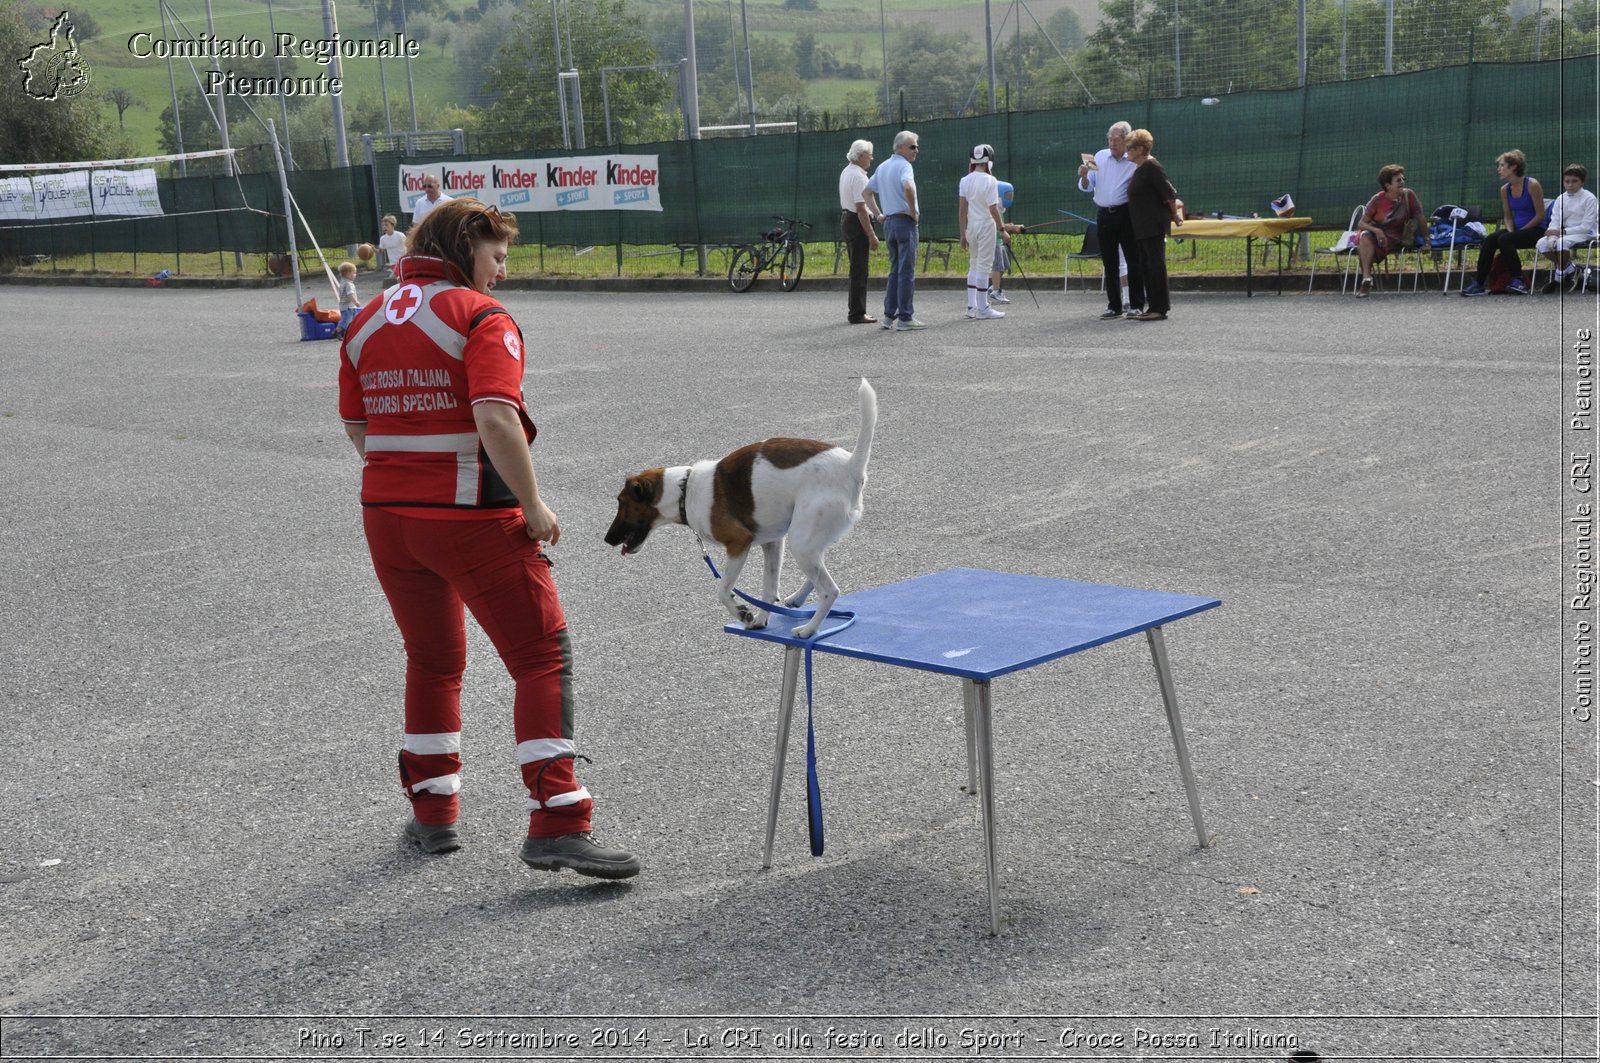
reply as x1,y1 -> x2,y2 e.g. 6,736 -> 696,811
9,232 -> 1307,285
69,0 -> 1099,157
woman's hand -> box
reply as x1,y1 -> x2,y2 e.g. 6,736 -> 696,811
522,498 -> 561,545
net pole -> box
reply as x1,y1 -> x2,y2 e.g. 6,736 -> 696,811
268,119 -> 305,309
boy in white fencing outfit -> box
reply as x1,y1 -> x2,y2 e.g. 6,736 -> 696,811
958,144 -> 1007,320
1537,163 -> 1599,293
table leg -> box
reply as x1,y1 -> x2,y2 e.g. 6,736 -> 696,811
1245,235 -> 1254,297
1146,626 -> 1210,848
961,678 -> 978,795
972,679 -> 1002,936
762,645 -> 804,869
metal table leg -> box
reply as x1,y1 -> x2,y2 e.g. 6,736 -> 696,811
1146,626 -> 1210,848
971,679 -> 1001,935
762,646 -> 804,869
961,678 -> 978,795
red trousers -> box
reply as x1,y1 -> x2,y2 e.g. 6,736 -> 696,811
362,508 -> 593,838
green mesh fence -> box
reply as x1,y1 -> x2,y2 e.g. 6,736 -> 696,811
4,56 -> 1593,261
0,165 -> 377,260
374,56 -> 1597,248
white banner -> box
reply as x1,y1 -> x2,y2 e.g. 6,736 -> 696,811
399,155 -> 662,216
90,168 -> 163,216
32,170 -> 93,219
0,176 -> 37,221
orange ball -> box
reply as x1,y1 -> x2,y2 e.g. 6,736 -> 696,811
357,242 -> 376,262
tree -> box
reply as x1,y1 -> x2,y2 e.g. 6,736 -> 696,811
108,88 -> 141,131
478,0 -> 678,150
0,0 -> 112,163
886,22 -> 981,119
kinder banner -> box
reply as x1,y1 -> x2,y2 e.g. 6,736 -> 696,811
0,176 -> 37,221
33,170 -> 93,219
400,155 -> 662,215
90,169 -> 164,216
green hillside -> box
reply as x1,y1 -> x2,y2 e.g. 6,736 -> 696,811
67,0 -> 1098,157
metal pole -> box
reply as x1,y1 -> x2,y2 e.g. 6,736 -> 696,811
601,68 -> 613,144
202,0 -> 243,270
268,119 -> 304,309
984,0 -> 997,112
682,0 -> 701,139
1384,0 -> 1394,75
1339,0 -> 1347,80
562,71 -> 586,149
1173,0 -> 1181,96
158,0 -> 186,176
374,1 -> 392,132
551,0 -> 570,149
1297,0 -> 1306,87
322,0 -> 351,167
399,0 -> 418,134
879,0 -> 890,120
740,0 -> 757,133
267,0 -> 295,169
203,0 -> 233,174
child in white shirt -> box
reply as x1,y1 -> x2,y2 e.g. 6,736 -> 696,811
336,261 -> 360,336
1537,163 -> 1599,292
958,144 -> 1007,320
377,214 -> 407,279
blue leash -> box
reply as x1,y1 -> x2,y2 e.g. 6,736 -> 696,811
701,551 -> 855,856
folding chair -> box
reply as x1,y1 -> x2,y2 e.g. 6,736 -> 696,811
1532,233 -> 1600,293
1064,223 -> 1104,293
1307,205 -> 1363,293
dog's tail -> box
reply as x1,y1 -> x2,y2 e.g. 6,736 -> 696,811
848,377 -> 877,481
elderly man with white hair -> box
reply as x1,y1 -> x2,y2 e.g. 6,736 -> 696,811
1076,120 -> 1145,319
839,139 -> 883,324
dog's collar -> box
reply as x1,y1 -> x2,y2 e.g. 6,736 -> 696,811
679,467 -> 712,557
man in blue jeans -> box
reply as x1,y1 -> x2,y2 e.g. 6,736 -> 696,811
869,130 -> 926,331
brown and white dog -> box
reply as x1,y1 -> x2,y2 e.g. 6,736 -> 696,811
604,379 -> 876,638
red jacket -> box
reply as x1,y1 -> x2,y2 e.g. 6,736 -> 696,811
338,256 -> 535,513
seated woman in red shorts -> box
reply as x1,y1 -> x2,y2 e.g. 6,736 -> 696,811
1353,163 -> 1426,298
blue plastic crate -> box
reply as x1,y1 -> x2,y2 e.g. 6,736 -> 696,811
298,312 -> 338,341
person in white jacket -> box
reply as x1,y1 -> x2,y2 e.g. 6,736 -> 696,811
958,144 -> 1007,320
1537,163 -> 1599,292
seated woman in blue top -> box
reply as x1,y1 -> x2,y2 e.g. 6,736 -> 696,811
1463,149 -> 1546,296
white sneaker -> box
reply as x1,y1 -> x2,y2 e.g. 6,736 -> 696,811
975,305 -> 1005,320
988,291 -> 1010,304
895,317 -> 928,331
879,317 -> 894,329
965,306 -> 978,318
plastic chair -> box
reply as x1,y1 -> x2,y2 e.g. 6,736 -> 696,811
1064,224 -> 1104,293
1307,206 -> 1364,293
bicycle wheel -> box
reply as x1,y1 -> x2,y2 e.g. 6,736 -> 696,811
728,245 -> 761,292
779,240 -> 805,291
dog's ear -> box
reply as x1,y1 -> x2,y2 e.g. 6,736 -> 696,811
629,472 -> 661,504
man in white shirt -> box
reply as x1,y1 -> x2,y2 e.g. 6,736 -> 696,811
1076,120 -> 1145,319
838,139 -> 882,324
1537,163 -> 1599,293
410,174 -> 453,226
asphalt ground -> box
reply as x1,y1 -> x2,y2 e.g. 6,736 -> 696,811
1,276 -> 1596,1063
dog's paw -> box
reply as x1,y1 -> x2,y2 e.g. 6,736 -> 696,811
736,604 -> 757,626
781,590 -> 812,609
743,611 -> 769,630
792,619 -> 820,639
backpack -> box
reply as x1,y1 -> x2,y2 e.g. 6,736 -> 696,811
1486,253 -> 1513,294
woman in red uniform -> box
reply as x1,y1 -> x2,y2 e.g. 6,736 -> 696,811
338,198 -> 639,879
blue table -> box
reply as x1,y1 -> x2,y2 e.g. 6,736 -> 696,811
725,567 -> 1222,934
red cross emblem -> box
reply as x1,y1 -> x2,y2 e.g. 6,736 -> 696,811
385,283 -> 423,325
